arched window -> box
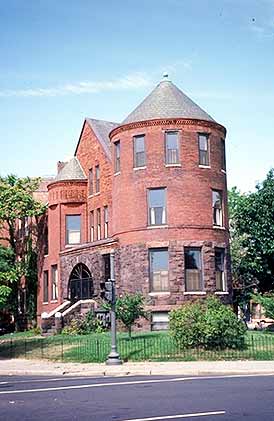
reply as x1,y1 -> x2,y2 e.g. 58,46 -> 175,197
68,263 -> 93,301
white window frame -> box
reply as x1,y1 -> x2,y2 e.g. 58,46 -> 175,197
51,265 -> 58,301
66,215 -> 81,245
165,131 -> 179,165
148,188 -> 167,226
212,190 -> 223,227
133,134 -> 146,168
198,133 -> 210,167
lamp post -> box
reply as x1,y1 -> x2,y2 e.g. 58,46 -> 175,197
106,252 -> 122,365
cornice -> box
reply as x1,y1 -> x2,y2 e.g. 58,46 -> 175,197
109,118 -> 226,139
48,179 -> 87,190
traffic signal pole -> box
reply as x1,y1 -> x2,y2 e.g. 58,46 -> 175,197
105,252 -> 122,365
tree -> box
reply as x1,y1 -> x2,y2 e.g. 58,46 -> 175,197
115,293 -> 148,338
0,175 -> 46,327
0,245 -> 18,309
229,169 -> 274,301
252,293 -> 274,320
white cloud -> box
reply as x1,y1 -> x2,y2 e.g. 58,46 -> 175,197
0,73 -> 152,98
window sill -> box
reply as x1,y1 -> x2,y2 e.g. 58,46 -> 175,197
147,225 -> 168,229
215,291 -> 229,295
114,172 -> 121,176
42,302 -> 49,305
133,166 -> 146,171
44,254 -> 48,257
165,163 -> 181,167
221,169 -> 226,174
199,165 -> 211,169
65,243 -> 81,248
184,291 -> 206,295
213,225 -> 225,230
93,192 -> 100,196
88,194 -> 94,198
50,300 -> 58,303
149,292 -> 171,296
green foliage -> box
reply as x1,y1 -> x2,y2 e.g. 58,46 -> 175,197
252,293 -> 274,320
0,175 -> 45,224
115,293 -> 148,337
169,297 -> 246,350
229,170 -> 274,308
168,301 -> 205,348
0,245 -> 18,309
0,175 -> 46,326
62,311 -> 106,335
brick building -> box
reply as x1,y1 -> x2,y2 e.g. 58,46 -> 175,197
38,75 -> 231,331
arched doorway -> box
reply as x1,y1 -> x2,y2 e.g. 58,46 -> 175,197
68,263 -> 94,301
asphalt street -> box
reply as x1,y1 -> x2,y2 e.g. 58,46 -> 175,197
0,373 -> 274,420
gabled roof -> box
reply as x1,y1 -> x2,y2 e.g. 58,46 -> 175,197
122,78 -> 215,124
75,118 -> 119,160
55,157 -> 86,182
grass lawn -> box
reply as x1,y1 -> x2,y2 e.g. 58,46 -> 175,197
1,330 -> 274,363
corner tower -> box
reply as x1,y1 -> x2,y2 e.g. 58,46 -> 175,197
110,76 -> 230,328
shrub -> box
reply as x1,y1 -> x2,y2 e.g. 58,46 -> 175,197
169,296 -> 246,350
169,301 -> 205,348
62,311 -> 106,335
203,297 -> 246,349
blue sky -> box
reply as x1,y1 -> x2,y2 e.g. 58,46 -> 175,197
0,0 -> 273,192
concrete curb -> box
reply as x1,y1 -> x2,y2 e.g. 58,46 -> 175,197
2,359 -> 274,377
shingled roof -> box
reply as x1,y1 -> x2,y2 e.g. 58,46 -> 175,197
55,157 -> 86,182
86,118 -> 118,159
122,77 -> 215,124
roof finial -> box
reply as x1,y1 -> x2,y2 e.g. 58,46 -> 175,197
162,72 -> 170,81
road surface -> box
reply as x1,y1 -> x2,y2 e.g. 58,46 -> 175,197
0,373 -> 274,420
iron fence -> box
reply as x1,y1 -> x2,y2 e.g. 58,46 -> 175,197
1,333 -> 274,363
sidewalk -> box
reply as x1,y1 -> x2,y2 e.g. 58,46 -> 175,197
1,358 -> 274,377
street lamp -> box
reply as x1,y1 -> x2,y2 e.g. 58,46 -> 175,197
105,252 -> 122,365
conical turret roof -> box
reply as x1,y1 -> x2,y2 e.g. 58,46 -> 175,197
55,157 -> 86,182
122,77 -> 215,124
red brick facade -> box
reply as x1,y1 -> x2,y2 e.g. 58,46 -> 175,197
37,79 -> 232,330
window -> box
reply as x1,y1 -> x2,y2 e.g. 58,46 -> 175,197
151,312 -> 169,331
104,206 -> 109,238
44,226 -> 48,255
212,190 -> 223,226
90,211 -> 94,242
148,188 -> 166,225
89,168 -> 93,195
114,141 -> 120,173
133,135 -> 145,168
221,138 -> 226,171
215,248 -> 226,291
165,131 -> 179,164
198,134 -> 209,166
66,215 -> 81,244
97,208 -> 101,240
149,249 -> 169,292
43,271 -> 49,303
51,265 -> 58,301
185,248 -> 203,291
95,165 -> 100,193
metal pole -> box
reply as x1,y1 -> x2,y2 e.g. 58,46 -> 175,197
106,252 -> 122,365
